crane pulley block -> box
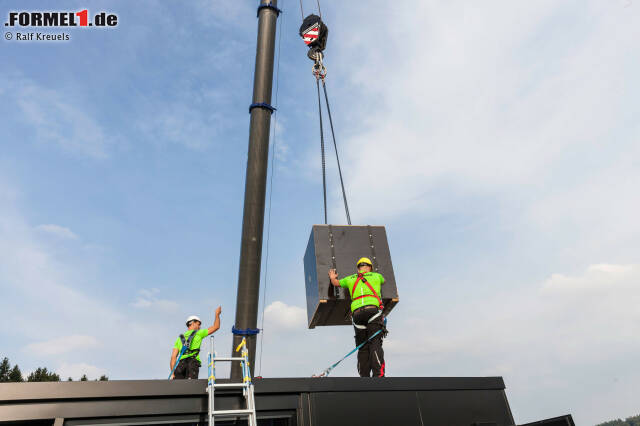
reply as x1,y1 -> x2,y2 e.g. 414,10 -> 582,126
299,14 -> 328,60
303,225 -> 400,329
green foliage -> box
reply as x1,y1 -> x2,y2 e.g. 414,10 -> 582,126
27,367 -> 60,382
598,419 -> 623,426
3,357 -> 60,382
9,365 -> 23,382
596,414 -> 640,426
0,357 -> 10,382
1,356 -> 108,383
1,357 -> 24,382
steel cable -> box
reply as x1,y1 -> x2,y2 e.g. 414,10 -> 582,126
321,79 -> 351,225
316,78 -> 328,224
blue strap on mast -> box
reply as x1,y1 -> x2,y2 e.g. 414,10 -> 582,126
232,326 -> 261,336
249,102 -> 277,113
257,4 -> 282,17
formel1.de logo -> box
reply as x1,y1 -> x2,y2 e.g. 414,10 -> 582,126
4,10 -> 118,28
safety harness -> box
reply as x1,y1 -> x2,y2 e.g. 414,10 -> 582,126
168,331 -> 199,380
178,331 -> 199,359
351,273 -> 383,308
351,273 -> 384,330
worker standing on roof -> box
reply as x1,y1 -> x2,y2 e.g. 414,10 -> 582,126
329,258 -> 387,377
170,306 -> 222,380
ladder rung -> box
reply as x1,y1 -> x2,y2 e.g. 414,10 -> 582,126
213,357 -> 245,362
213,383 -> 250,388
212,409 -> 255,416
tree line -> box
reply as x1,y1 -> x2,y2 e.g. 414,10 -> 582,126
597,414 -> 640,426
0,357 -> 108,382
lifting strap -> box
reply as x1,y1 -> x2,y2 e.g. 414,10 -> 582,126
327,225 -> 340,299
350,273 -> 383,308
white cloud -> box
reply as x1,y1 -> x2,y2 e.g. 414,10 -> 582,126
312,5 -> 640,421
1,74 -> 111,159
57,362 -> 109,381
35,224 -> 79,240
136,98 -> 230,151
384,263 -> 640,424
1,2 -> 638,424
132,288 -> 180,312
326,1 -> 639,226
255,299 -> 353,378
194,0 -> 253,29
543,264 -> 637,293
263,301 -> 307,331
152,106 -> 221,151
26,335 -> 100,356
0,176 -> 233,382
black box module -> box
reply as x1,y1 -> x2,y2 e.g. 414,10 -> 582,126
304,225 -> 399,328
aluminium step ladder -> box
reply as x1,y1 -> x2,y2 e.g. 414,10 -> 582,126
207,337 -> 257,426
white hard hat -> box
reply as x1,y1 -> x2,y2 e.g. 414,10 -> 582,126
186,315 -> 201,326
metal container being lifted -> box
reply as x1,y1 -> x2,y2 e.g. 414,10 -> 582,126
304,225 -> 399,328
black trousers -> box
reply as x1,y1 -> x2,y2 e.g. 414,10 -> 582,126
174,357 -> 200,380
352,305 -> 386,377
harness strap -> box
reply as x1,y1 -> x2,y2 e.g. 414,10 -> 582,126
351,273 -> 383,308
179,332 -> 199,358
368,310 -> 383,323
352,308 -> 383,329
350,274 -> 362,298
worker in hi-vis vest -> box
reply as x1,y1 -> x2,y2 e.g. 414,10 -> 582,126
329,258 -> 387,377
170,306 -> 222,379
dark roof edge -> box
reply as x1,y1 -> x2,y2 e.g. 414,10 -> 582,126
0,376 -> 505,402
256,376 -> 506,393
518,414 -> 575,426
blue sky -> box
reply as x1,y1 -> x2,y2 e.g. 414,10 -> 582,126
1,1 -> 639,424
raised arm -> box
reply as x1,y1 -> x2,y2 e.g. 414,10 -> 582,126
328,269 -> 341,287
207,306 -> 222,335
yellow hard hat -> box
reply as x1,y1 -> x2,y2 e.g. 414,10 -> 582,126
356,257 -> 373,268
